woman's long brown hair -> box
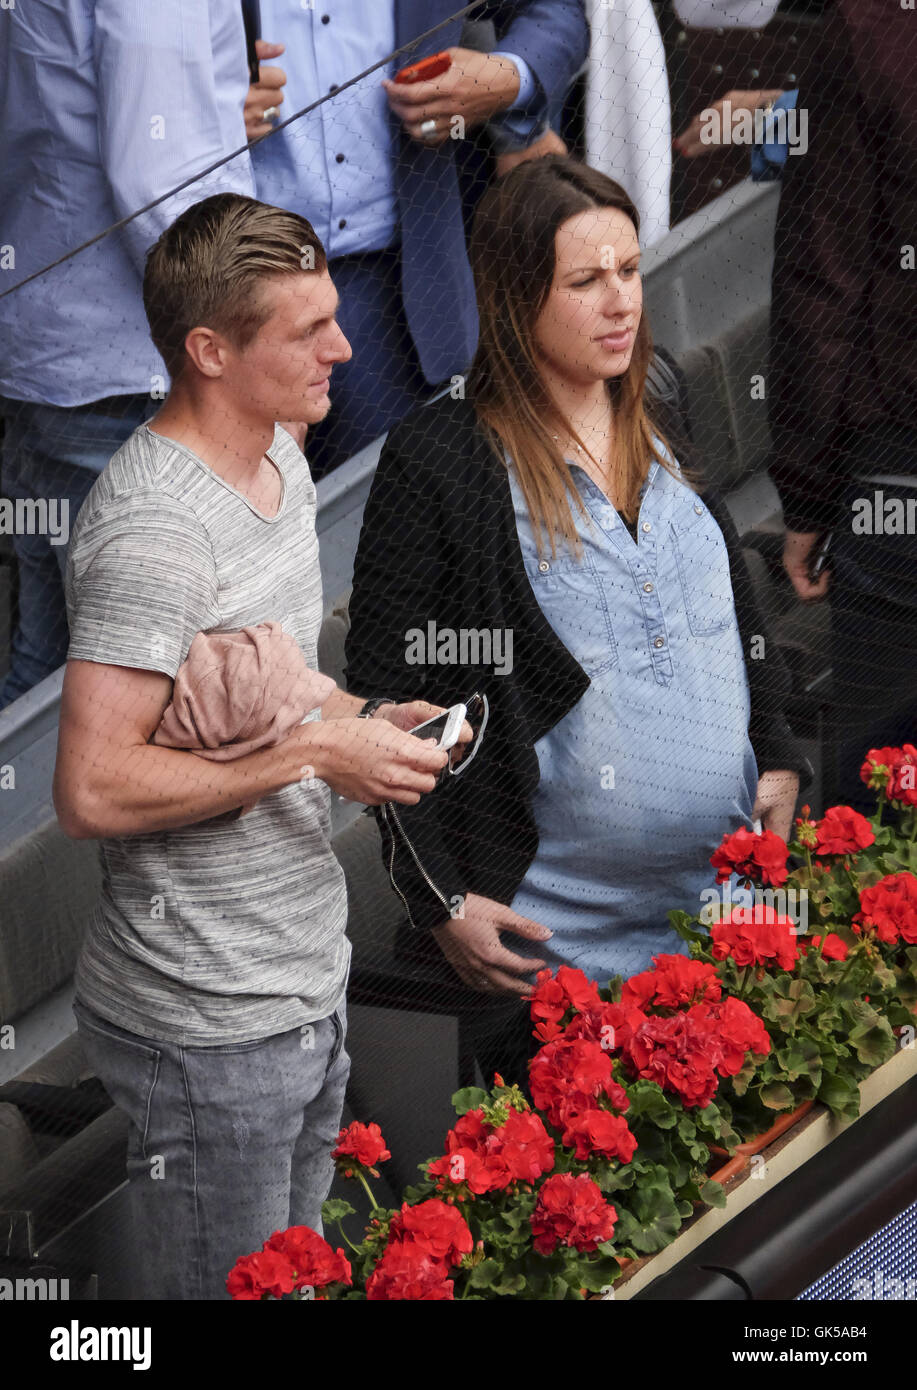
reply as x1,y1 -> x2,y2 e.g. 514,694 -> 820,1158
467,156 -> 690,559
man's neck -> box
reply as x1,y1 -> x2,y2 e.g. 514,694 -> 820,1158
148,383 -> 275,493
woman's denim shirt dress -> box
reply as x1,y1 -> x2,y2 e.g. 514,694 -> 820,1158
506,449 -> 758,984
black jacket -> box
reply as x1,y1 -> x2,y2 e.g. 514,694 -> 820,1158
344,390 -> 810,932
768,0 -> 917,532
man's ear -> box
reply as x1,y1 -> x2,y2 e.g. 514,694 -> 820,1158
183,325 -> 230,379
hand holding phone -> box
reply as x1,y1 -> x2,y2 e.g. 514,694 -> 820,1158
409,703 -> 467,751
394,51 -> 451,85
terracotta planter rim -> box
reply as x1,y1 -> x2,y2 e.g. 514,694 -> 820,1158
708,1097 -> 816,1159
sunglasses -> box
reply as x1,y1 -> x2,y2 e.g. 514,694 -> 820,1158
445,691 -> 489,777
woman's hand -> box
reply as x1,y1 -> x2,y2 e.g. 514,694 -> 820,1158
752,769 -> 800,843
431,892 -> 552,996
783,529 -> 831,602
495,127 -> 568,177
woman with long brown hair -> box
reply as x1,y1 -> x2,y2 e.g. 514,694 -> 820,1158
344,156 -> 807,1082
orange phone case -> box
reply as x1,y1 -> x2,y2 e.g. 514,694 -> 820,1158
394,51 -> 451,84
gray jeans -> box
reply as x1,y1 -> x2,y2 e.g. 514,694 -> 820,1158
72,996 -> 350,1300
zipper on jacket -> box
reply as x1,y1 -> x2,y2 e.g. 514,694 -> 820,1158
382,801 -> 452,924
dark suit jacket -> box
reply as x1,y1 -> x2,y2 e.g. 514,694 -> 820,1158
394,0 -> 589,384
768,0 -> 917,533
344,390 -> 810,933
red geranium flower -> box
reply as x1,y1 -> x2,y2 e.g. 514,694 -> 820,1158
710,904 -> 799,971
806,933 -> 849,962
561,1108 -> 638,1164
492,1108 -> 557,1183
623,1010 -> 721,1108
531,1173 -> 617,1255
814,805 -> 875,856
530,966 -> 602,1031
855,872 -> 917,945
888,746 -> 917,808
387,1199 -> 473,1266
710,826 -> 789,887
530,971 -> 569,1030
265,1225 -> 351,1291
529,1037 -> 629,1131
563,999 -> 646,1056
365,1245 -> 455,1301
860,745 -> 917,807
621,954 -> 721,1011
691,996 -> 771,1076
226,1248 -> 297,1300
332,1121 -> 391,1174
432,1106 -> 555,1192
427,1145 -> 500,1195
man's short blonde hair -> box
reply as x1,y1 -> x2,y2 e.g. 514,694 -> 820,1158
143,193 -> 327,380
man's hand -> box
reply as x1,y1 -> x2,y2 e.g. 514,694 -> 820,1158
432,892 -> 552,996
383,47 -> 521,146
783,529 -> 830,602
495,127 -> 567,177
374,698 -> 473,764
674,88 -> 784,157
752,769 -> 800,843
244,40 -> 287,141
305,716 -> 449,805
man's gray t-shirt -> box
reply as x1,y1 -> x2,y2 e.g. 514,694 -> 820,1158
65,423 -> 349,1046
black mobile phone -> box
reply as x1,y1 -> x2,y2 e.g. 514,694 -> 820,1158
241,0 -> 262,85
808,532 -> 832,584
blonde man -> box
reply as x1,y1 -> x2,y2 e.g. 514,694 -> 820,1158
54,193 -> 455,1299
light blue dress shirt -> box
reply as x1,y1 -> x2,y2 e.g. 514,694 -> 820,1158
251,1 -> 537,261
0,1 -> 255,407
506,453 -> 759,986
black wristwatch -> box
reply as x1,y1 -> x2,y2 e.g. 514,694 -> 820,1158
357,696 -> 397,719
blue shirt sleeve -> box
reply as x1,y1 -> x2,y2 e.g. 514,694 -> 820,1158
93,0 -> 255,274
486,51 -> 547,153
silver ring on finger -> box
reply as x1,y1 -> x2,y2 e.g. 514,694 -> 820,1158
263,106 -> 279,122
420,118 -> 438,140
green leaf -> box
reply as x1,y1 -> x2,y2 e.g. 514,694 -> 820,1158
699,1178 -> 728,1209
492,1273 -> 527,1296
578,1256 -> 623,1292
321,1198 -> 356,1224
468,1258 -> 501,1289
667,908 -> 707,947
451,1086 -> 489,1116
775,1036 -> 823,1083
818,1068 -> 861,1121
759,1081 -> 795,1111
613,1185 -> 684,1255
594,1163 -> 638,1194
849,1017 -> 896,1069
626,1081 -> 678,1129
727,1055 -> 758,1098
762,977 -> 817,1026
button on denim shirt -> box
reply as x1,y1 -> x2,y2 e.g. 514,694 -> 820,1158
506,452 -> 759,986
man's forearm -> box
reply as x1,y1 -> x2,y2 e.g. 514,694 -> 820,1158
56,723 -> 326,840
321,687 -> 368,720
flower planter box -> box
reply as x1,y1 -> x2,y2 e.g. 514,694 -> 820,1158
707,1099 -> 816,1166
604,1040 -> 917,1300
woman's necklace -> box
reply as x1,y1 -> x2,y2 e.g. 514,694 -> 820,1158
553,428 -> 620,505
